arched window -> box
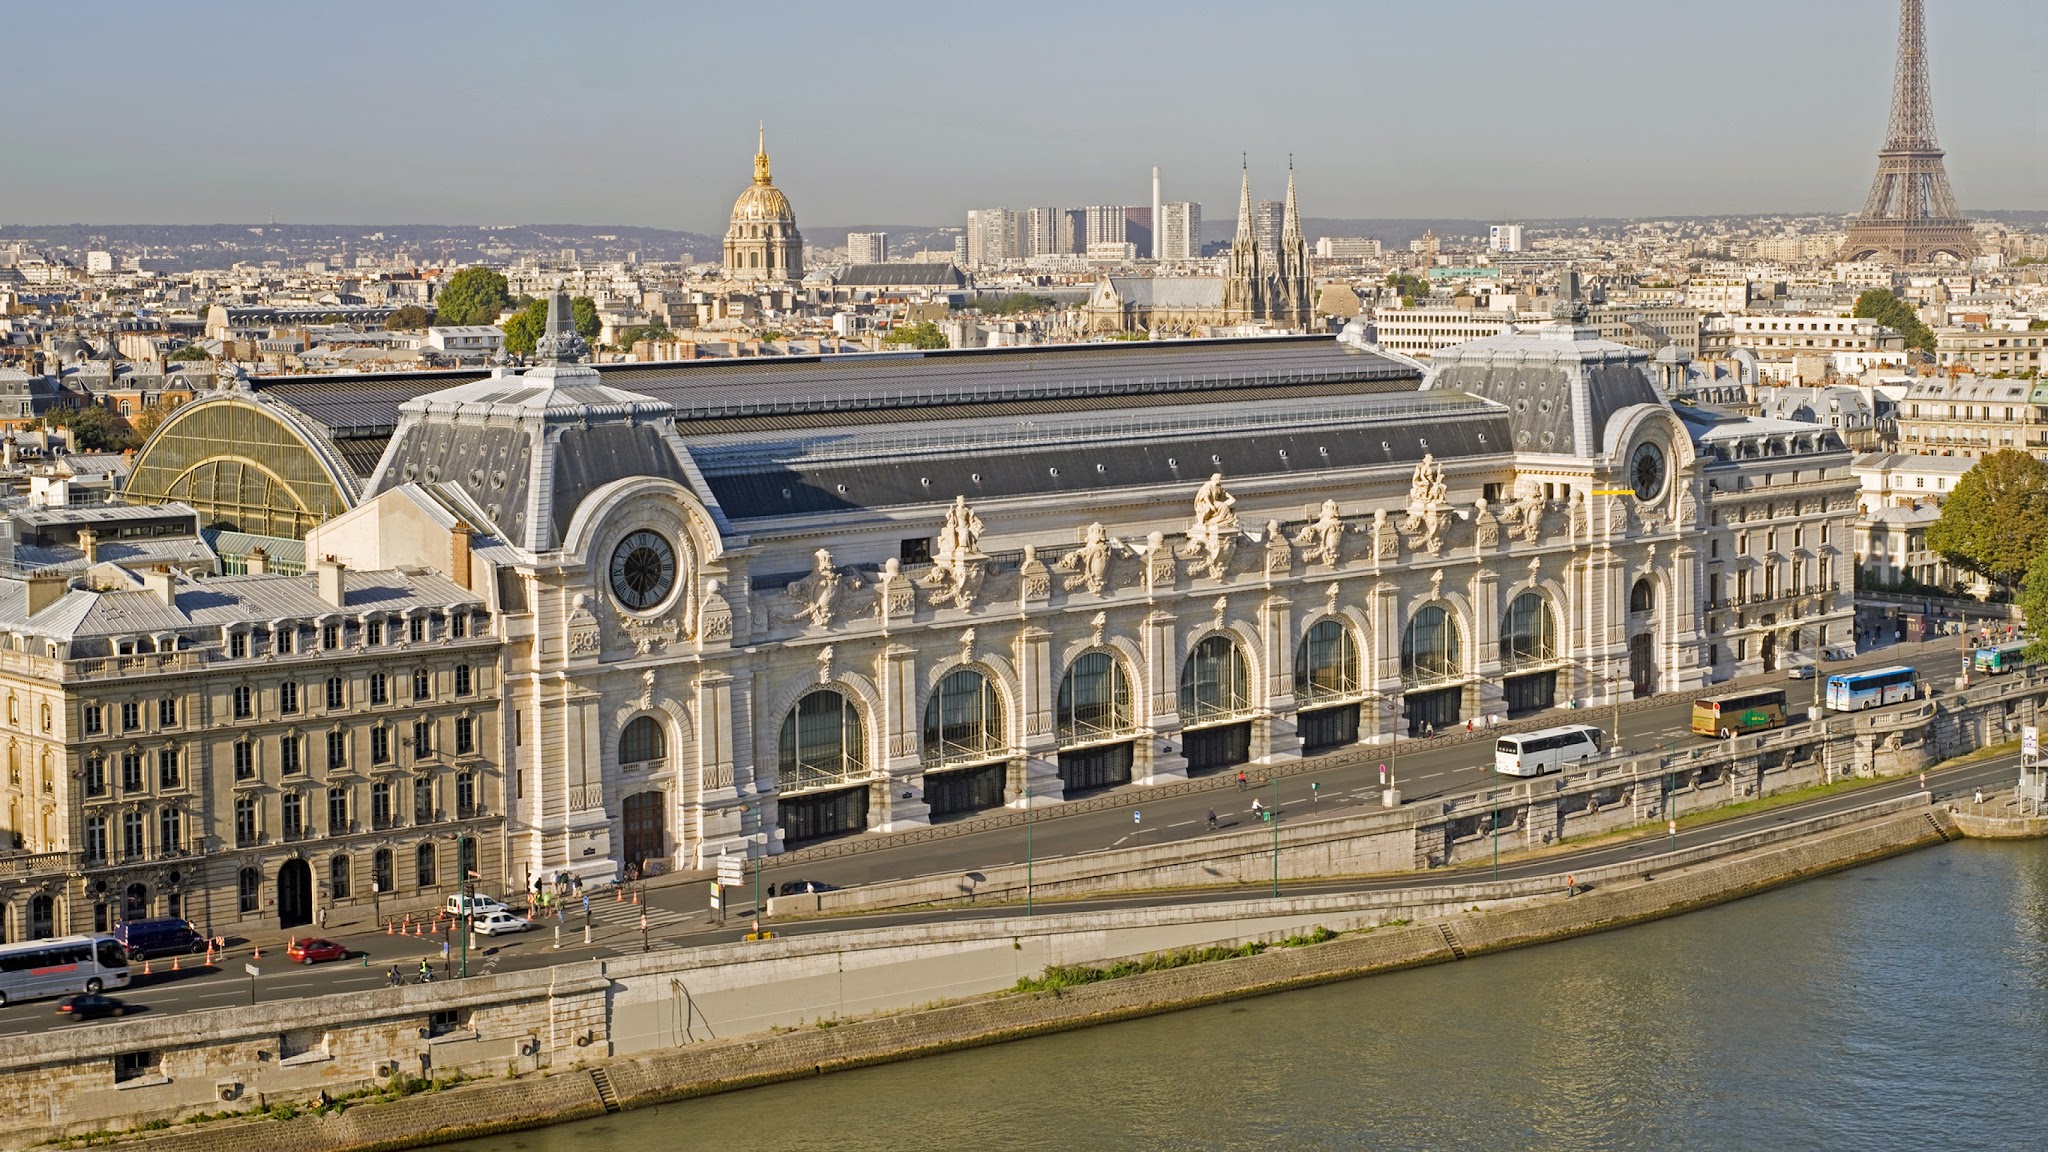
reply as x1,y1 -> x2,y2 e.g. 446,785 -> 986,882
1057,652 -> 1132,746
330,853 -> 351,899
1500,592 -> 1557,672
1295,620 -> 1360,704
922,668 -> 1003,767
777,690 -> 865,792
1180,635 -> 1250,724
1401,605 -> 1463,686
1630,578 -> 1656,614
620,716 -> 666,765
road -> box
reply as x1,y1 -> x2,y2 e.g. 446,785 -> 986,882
0,632 -> 2006,1038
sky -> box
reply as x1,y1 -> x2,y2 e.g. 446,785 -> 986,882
0,0 -> 2040,230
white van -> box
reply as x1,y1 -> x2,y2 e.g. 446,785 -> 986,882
1494,724 -> 1603,777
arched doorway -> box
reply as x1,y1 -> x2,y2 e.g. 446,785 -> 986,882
1760,632 -> 1779,673
277,859 -> 313,929
1295,620 -> 1363,752
1401,605 -> 1465,734
1056,652 -> 1135,793
1179,634 -> 1253,773
921,668 -> 1007,818
622,792 -> 665,873
29,894 -> 54,939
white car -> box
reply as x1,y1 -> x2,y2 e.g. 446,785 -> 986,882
1786,662 -> 1816,680
472,910 -> 532,936
446,894 -> 510,919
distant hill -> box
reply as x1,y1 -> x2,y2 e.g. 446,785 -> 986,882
0,223 -> 718,268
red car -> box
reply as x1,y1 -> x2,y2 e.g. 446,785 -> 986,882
286,938 -> 349,964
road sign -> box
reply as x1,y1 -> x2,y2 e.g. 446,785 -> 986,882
1133,810 -> 1141,824
716,855 -> 745,887
709,881 -> 722,910
2024,725 -> 2039,761
244,963 -> 259,978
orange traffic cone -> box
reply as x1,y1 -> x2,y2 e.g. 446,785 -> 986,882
252,944 -> 262,959
615,886 -> 622,903
142,957 -> 153,976
172,955 -> 181,972
386,920 -> 394,936
204,946 -> 214,966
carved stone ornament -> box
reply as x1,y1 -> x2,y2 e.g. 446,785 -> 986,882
640,669 -> 657,709
618,612 -> 680,656
878,558 -> 915,621
959,627 -> 977,663
1019,544 -> 1051,603
1055,523 -> 1119,595
1371,508 -> 1400,561
1090,611 -> 1107,647
1473,498 -> 1500,550
816,645 -> 835,684
1293,499 -> 1346,567
1429,568 -> 1444,599
566,593 -> 601,657
1405,453 -> 1449,521
692,578 -> 733,645
1145,531 -> 1177,589
1211,596 -> 1229,631
782,548 -> 859,628
1262,519 -> 1293,577
923,495 -> 989,609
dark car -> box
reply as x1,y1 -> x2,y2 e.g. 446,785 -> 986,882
56,994 -> 129,1020
286,938 -> 349,964
775,880 -> 840,897
113,918 -> 205,961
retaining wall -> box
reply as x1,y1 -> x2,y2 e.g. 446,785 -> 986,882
117,805 -> 1953,1152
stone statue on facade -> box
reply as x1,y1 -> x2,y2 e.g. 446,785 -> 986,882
1399,454 -> 1451,556
1185,473 -> 1241,579
1371,508 -> 1399,560
1262,519 -> 1293,577
782,548 -> 857,627
922,495 -> 988,610
1293,499 -> 1346,567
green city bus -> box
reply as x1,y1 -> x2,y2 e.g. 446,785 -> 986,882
1973,642 -> 2029,675
1690,688 -> 1789,738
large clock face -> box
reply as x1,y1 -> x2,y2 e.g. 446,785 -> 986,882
608,530 -> 678,612
1630,442 -> 1667,503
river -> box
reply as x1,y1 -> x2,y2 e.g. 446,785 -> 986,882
446,840 -> 2048,1151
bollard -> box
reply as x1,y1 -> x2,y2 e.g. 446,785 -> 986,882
552,924 -> 561,951
583,923 -> 591,946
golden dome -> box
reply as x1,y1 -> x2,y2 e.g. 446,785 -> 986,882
729,124 -> 795,226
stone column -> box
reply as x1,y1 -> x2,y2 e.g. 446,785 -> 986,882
1256,595 -> 1301,764
1012,626 -> 1064,805
559,679 -> 612,883
875,644 -> 931,829
1468,568 -> 1504,724
693,670 -> 755,864
1367,582 -> 1402,744
1139,611 -> 1187,782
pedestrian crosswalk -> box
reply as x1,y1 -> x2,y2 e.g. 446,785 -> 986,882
525,888 -> 696,936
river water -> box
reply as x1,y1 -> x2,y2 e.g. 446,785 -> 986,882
448,841 -> 2048,1151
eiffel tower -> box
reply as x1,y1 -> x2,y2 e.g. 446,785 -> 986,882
1839,0 -> 1977,264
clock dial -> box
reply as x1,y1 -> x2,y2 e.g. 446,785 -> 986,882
1630,442 -> 1667,503
608,530 -> 678,612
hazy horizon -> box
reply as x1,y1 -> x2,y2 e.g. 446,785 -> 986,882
1,0 -> 2040,231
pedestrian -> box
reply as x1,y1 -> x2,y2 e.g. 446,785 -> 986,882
1975,788 -> 1985,804
317,906 -> 328,929
388,964 -> 401,988
573,874 -> 584,895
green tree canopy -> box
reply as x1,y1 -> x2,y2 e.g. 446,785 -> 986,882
1384,272 -> 1429,305
501,295 -> 600,356
883,321 -> 948,350
42,405 -> 137,452
1853,288 -> 1935,354
1926,449 -> 2048,585
384,304 -> 433,330
166,344 -> 213,362
976,292 -> 1058,316
616,324 -> 675,351
2020,551 -> 2048,661
434,267 -> 512,327
571,296 -> 600,343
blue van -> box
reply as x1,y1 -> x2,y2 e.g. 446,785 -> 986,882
113,918 -> 205,960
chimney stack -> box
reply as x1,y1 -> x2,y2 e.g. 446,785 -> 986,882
247,547 -> 268,576
316,556 -> 346,608
1151,165 -> 1162,262
77,528 -> 97,565
450,523 -> 473,589
25,571 -> 68,617
143,565 -> 176,609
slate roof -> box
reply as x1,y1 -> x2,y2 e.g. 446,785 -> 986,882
835,264 -> 965,288
1426,323 -> 1663,456
0,566 -> 483,640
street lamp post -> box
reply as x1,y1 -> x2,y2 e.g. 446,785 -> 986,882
1490,764 -> 1500,881
1381,694 -> 1404,807
749,804 -> 763,928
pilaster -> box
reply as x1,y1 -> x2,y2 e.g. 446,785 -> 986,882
1139,611 -> 1187,782
875,644 -> 931,829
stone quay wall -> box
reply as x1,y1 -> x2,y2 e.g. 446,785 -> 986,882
108,804 -> 1953,1152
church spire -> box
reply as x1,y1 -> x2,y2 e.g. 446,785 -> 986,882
1280,156 -> 1304,243
754,121 -> 771,185
1233,156 -> 1255,241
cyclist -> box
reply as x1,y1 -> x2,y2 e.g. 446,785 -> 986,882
417,958 -> 432,983
1205,807 -> 1218,831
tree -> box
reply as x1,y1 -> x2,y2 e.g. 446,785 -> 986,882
2020,550 -> 2048,661
384,305 -> 433,330
1926,449 -> 2048,586
501,299 -> 547,356
434,267 -> 512,327
130,402 -> 177,445
616,324 -> 675,351
1384,272 -> 1429,305
883,321 -> 948,350
42,405 -> 137,452
1853,288 -> 1935,354
500,295 -> 600,356
166,344 -> 213,362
